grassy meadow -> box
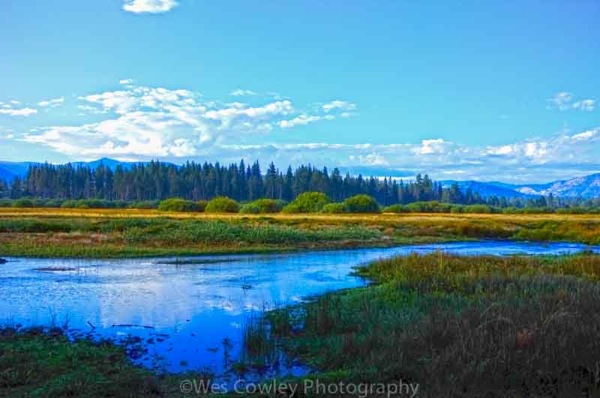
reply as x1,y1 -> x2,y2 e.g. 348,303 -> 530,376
250,253 -> 600,397
1,208 -> 600,397
0,208 -> 599,258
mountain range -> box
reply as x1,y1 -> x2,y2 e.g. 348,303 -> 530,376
1,158 -> 599,199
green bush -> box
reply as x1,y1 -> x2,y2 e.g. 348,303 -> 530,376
400,201 -> 451,213
205,196 -> 240,213
343,194 -> 380,213
557,207 -> 587,215
43,199 -> 64,208
450,205 -> 464,213
82,199 -> 111,209
196,200 -> 208,212
158,198 -> 200,212
383,204 -> 405,213
463,204 -> 493,214
60,200 -> 78,209
522,207 -> 552,214
240,199 -> 284,214
282,192 -> 330,213
129,200 -> 160,209
321,203 -> 347,214
12,198 -> 34,208
0,199 -> 12,208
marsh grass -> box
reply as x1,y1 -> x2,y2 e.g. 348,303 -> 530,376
254,253 -> 600,397
0,327 -> 176,397
0,216 -> 384,258
0,211 -> 598,258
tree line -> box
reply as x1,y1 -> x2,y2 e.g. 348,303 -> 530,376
0,160 -> 597,209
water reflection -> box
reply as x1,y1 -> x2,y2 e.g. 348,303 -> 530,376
0,241 -> 598,378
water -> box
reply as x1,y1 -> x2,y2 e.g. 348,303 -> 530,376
0,241 -> 598,378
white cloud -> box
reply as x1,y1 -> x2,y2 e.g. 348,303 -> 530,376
549,92 -> 595,112
322,100 -> 356,113
13,81 -> 600,182
230,89 -> 258,97
38,97 -> 65,108
573,99 -> 595,112
119,79 -> 134,85
215,128 -> 600,182
278,114 -> 334,129
24,82 -> 353,159
122,0 -> 177,14
350,153 -> 388,166
0,107 -> 37,117
412,139 -> 448,155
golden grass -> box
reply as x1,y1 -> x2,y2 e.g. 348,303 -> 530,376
1,207 -> 599,223
1,208 -> 598,258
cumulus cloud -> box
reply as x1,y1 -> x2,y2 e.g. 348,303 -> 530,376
23,82 -> 354,159
322,100 -> 356,113
11,81 -> 600,182
122,0 -> 177,14
278,114 -> 334,129
0,102 -> 37,116
549,92 -> 595,111
412,139 -> 448,155
573,99 -> 595,112
214,128 -> 600,182
230,89 -> 258,97
38,97 -> 65,108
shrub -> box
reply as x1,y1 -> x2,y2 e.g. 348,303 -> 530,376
343,194 -> 380,213
12,198 -> 34,208
282,192 -> 330,213
112,200 -> 130,209
450,205 -> 464,214
205,196 -> 240,213
240,199 -> 283,214
557,207 -> 587,215
61,200 -> 79,208
0,199 -> 12,207
522,207 -> 552,214
396,201 -> 451,213
129,200 -> 159,209
43,199 -> 64,208
383,204 -> 405,213
80,199 -> 112,209
502,207 -> 522,214
463,204 -> 493,214
321,203 -> 347,214
196,200 -> 209,213
158,198 -> 200,212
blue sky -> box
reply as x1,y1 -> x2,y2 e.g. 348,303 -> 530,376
0,0 -> 598,182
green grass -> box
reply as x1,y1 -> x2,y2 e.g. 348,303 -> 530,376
0,217 -> 386,258
254,253 -> 600,397
0,211 -> 599,258
0,327 -> 181,397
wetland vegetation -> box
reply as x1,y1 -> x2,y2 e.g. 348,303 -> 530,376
1,208 -> 599,397
0,209 -> 598,258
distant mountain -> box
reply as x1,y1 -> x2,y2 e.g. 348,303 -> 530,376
0,158 -> 144,182
440,180 -> 532,199
440,174 -> 600,199
1,158 -> 599,198
70,157 -> 145,171
515,174 -> 600,198
0,161 -> 34,182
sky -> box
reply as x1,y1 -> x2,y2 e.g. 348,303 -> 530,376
0,0 -> 599,183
